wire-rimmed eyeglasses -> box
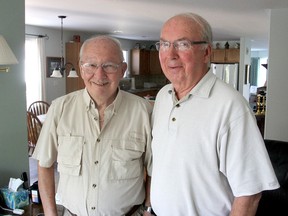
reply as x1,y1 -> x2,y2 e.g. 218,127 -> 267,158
81,62 -> 122,74
155,40 -> 207,52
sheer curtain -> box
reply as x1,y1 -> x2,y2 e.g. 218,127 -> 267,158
25,37 -> 46,109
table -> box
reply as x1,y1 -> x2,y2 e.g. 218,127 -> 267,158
0,203 -> 64,215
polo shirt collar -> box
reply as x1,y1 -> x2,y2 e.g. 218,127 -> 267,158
168,68 -> 216,102
190,69 -> 216,99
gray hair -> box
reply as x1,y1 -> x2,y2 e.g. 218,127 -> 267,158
79,35 -> 124,61
171,12 -> 213,45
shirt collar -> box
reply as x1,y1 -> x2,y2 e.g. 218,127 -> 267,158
83,88 -> 123,114
83,88 -> 92,111
189,69 -> 217,98
167,68 -> 217,103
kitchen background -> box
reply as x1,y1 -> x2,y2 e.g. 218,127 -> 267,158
2,1 -> 287,188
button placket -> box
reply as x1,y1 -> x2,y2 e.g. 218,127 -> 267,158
171,103 -> 180,122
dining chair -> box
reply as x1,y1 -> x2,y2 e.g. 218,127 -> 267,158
27,111 -> 42,157
28,100 -> 50,116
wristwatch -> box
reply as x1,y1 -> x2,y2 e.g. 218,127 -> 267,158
144,205 -> 154,214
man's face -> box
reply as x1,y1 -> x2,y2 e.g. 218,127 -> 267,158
159,16 -> 211,91
80,39 -> 127,101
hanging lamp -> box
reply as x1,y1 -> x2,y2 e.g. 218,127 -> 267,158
50,15 -> 79,78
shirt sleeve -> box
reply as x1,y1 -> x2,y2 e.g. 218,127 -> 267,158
32,101 -> 59,167
219,111 -> 279,196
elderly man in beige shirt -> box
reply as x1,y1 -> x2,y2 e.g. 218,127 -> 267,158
32,35 -> 153,216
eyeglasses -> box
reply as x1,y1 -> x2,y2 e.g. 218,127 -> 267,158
81,62 -> 122,74
155,40 -> 207,52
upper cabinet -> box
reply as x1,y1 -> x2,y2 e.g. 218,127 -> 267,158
149,50 -> 162,74
131,49 -> 150,75
65,42 -> 84,94
130,49 -> 162,75
211,48 -> 240,63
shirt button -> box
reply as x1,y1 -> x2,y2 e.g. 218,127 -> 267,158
172,117 -> 176,121
94,160 -> 99,165
176,104 -> 180,108
91,207 -> 96,210
97,138 -> 100,142
92,184 -> 97,188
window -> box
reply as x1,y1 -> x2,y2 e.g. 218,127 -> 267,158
25,36 -> 45,108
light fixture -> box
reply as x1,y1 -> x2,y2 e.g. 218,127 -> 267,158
50,15 -> 79,78
0,35 -> 19,72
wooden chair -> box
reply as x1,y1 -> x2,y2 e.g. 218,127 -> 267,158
28,100 -> 50,116
27,111 -> 42,156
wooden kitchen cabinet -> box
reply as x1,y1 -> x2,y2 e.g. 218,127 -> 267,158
130,49 -> 150,75
65,42 -> 84,94
131,49 -> 163,75
225,49 -> 240,63
211,49 -> 226,63
149,50 -> 162,74
211,48 -> 240,63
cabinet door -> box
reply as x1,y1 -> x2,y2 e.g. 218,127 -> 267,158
211,49 -> 225,63
149,50 -> 162,74
225,49 -> 240,63
66,42 -> 84,94
131,49 -> 150,75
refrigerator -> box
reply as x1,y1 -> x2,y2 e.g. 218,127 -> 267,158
211,63 -> 239,90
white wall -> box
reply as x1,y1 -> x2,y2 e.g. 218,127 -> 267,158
0,0 -> 28,187
251,50 -> 268,58
239,37 -> 251,95
265,8 -> 288,142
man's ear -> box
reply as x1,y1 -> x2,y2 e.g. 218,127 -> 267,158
121,62 -> 128,76
204,44 -> 212,63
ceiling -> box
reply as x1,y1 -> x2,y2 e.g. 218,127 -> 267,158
25,0 -> 288,51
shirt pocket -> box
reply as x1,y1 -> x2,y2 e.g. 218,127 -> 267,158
57,135 -> 84,176
109,132 -> 145,180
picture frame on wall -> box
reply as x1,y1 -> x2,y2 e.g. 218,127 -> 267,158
46,57 -> 63,77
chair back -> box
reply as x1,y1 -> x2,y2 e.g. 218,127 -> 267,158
27,111 -> 42,156
28,101 -> 50,116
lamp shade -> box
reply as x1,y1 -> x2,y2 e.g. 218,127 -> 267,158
67,68 -> 79,78
0,35 -> 18,65
50,68 -> 63,78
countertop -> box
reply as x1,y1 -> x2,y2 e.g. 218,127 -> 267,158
122,87 -> 161,100
126,87 -> 161,93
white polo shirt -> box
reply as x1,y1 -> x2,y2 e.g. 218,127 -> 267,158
151,71 -> 279,215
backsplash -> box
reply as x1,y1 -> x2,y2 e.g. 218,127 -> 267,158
131,74 -> 169,89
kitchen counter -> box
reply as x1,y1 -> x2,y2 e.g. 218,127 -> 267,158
125,87 -> 161,98
127,87 -> 161,93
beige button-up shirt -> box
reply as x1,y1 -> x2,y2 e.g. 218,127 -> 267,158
32,89 -> 153,216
